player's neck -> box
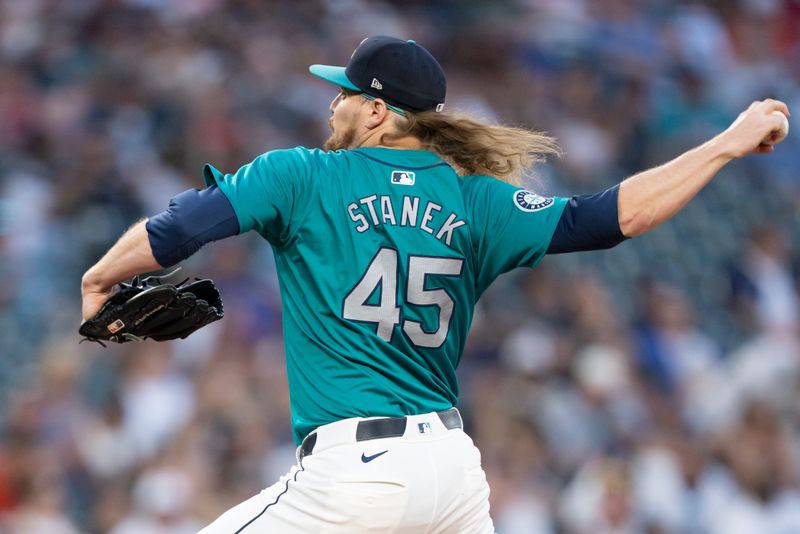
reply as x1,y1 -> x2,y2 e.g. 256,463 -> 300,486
356,133 -> 425,151
377,138 -> 425,150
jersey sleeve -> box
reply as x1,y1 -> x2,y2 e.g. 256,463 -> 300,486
464,176 -> 568,292
202,147 -> 314,246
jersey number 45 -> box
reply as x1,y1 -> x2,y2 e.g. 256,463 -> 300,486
342,248 -> 464,349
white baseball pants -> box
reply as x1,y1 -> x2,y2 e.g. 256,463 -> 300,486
198,410 -> 496,533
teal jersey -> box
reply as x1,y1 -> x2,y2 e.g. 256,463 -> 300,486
204,147 -> 568,444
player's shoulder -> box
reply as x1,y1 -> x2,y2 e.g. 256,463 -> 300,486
255,146 -> 331,168
246,147 -> 358,185
459,174 -> 559,214
458,173 -> 518,201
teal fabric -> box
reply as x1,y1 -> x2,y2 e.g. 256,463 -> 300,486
308,64 -> 360,91
204,147 -> 567,444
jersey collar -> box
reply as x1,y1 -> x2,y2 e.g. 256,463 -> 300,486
351,147 -> 447,170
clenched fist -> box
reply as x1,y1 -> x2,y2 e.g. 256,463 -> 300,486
719,99 -> 791,158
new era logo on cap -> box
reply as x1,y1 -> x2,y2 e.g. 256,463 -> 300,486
371,78 -> 383,90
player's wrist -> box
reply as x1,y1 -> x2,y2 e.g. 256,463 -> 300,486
80,269 -> 110,295
704,133 -> 740,163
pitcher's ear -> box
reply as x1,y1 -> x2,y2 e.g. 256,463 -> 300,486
363,98 -> 391,130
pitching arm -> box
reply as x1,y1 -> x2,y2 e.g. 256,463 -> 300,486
618,99 -> 790,237
546,186 -> 626,254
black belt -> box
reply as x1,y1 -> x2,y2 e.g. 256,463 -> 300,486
299,408 -> 461,459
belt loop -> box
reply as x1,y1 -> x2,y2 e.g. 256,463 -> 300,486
299,432 -> 317,459
437,408 -> 462,430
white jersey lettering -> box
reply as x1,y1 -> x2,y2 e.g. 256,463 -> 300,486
348,202 -> 370,233
380,195 -> 397,225
436,213 -> 466,246
401,196 -> 419,227
360,194 -> 380,225
420,202 -> 441,234
346,195 -> 466,247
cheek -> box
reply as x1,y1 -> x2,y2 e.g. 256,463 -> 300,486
333,99 -> 361,129
330,105 -> 344,129
332,112 -> 349,134
333,107 -> 345,125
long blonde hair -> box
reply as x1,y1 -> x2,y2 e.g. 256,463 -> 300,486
384,111 -> 561,185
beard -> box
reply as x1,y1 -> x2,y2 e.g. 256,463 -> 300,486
323,121 -> 357,152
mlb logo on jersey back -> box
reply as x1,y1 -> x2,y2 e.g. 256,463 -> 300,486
418,422 -> 432,434
391,170 -> 415,185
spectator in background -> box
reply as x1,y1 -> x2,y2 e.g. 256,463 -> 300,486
708,402 -> 800,534
0,450 -> 80,534
633,281 -> 720,395
110,466 -> 202,534
732,224 -> 799,336
559,458 -> 638,534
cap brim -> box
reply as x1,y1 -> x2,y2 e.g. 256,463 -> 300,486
308,64 -> 360,92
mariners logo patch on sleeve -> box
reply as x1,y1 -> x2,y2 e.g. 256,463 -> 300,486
513,190 -> 554,212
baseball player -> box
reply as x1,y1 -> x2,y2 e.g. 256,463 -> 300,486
80,36 -> 790,533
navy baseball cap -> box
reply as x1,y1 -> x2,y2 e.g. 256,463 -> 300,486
309,36 -> 446,113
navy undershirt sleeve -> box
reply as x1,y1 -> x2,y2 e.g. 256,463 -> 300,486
546,184 -> 627,254
146,185 -> 240,268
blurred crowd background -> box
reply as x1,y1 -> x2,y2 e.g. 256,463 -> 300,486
1,0 -> 799,533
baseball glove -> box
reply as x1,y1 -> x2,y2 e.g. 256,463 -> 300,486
79,274 -> 224,345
